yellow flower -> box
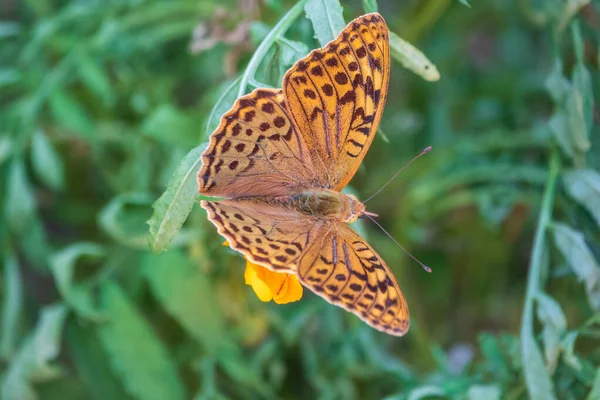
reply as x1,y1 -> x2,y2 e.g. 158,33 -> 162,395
223,241 -> 303,304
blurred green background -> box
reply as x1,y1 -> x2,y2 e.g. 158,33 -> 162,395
1,0 -> 599,399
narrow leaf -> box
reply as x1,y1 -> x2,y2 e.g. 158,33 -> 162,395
142,104 -> 200,146
147,143 -> 206,253
0,135 -> 12,165
563,169 -> 600,227
1,304 -> 68,400
49,243 -> 106,321
573,63 -> 593,134
545,60 -> 569,103
97,282 -> 186,400
48,90 -> 93,137
552,223 -> 600,311
521,333 -> 556,400
1,250 -> 23,360
560,331 -> 582,371
206,77 -> 242,136
5,158 -> 37,234
535,292 -> 567,372
389,31 -> 440,82
549,111 -> 583,164
565,88 -> 591,152
467,385 -> 500,400
99,193 -> 154,249
143,251 -> 232,352
587,368 -> 600,400
30,130 -> 65,190
65,320 -> 132,400
304,0 -> 345,46
76,53 -> 114,107
406,385 -> 446,400
278,38 -> 309,82
362,0 -> 378,13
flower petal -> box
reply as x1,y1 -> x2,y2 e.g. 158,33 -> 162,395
273,274 -> 303,304
244,262 -> 273,302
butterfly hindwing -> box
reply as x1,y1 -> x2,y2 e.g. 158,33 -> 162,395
296,222 -> 409,336
201,199 -> 320,272
201,199 -> 409,336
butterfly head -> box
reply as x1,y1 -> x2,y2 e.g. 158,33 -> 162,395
343,194 -> 366,224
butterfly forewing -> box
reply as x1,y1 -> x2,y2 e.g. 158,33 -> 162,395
198,89 -> 317,197
283,13 -> 390,190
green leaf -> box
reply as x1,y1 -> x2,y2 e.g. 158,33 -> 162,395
48,89 -> 93,137
18,215 -> 51,270
559,331 -> 582,371
552,223 -> 600,311
548,111 -> 571,156
304,0 -> 345,46
30,130 -> 65,190
277,37 -> 309,82
478,333 -> 511,381
147,143 -> 206,253
143,250 -> 232,352
521,333 -> 556,400
563,169 -> 600,227
1,304 -> 68,400
49,243 -> 106,321
458,0 -> 472,7
99,193 -> 154,249
142,104 -> 200,146
362,0 -> 378,13
389,31 -> 441,82
406,385 -> 446,400
0,135 -> 12,166
572,63 -> 594,138
97,282 -> 186,400
205,78 -> 242,136
587,368 -> 600,400
535,292 -> 567,372
75,52 -> 114,107
142,252 -> 273,397
5,158 -> 37,234
467,385 -> 500,400
0,21 -> 20,38
65,320 -> 133,400
545,60 -> 570,103
565,87 -> 591,152
1,250 -> 23,360
0,68 -> 21,87
75,51 -> 115,106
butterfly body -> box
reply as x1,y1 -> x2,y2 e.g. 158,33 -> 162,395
198,13 -> 411,336
288,190 -> 365,223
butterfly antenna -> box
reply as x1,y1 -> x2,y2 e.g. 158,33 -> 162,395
363,213 -> 432,273
363,146 -> 432,204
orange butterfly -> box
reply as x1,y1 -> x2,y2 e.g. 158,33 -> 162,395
197,13 -> 409,336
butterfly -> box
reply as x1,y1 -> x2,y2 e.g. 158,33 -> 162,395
197,13 -> 410,336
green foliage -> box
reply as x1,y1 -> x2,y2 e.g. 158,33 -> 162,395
1,0 -> 600,399
97,282 -> 186,400
304,0 -> 346,45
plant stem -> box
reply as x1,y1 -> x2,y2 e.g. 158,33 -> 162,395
237,0 -> 308,98
521,149 -> 559,328
520,148 -> 560,399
